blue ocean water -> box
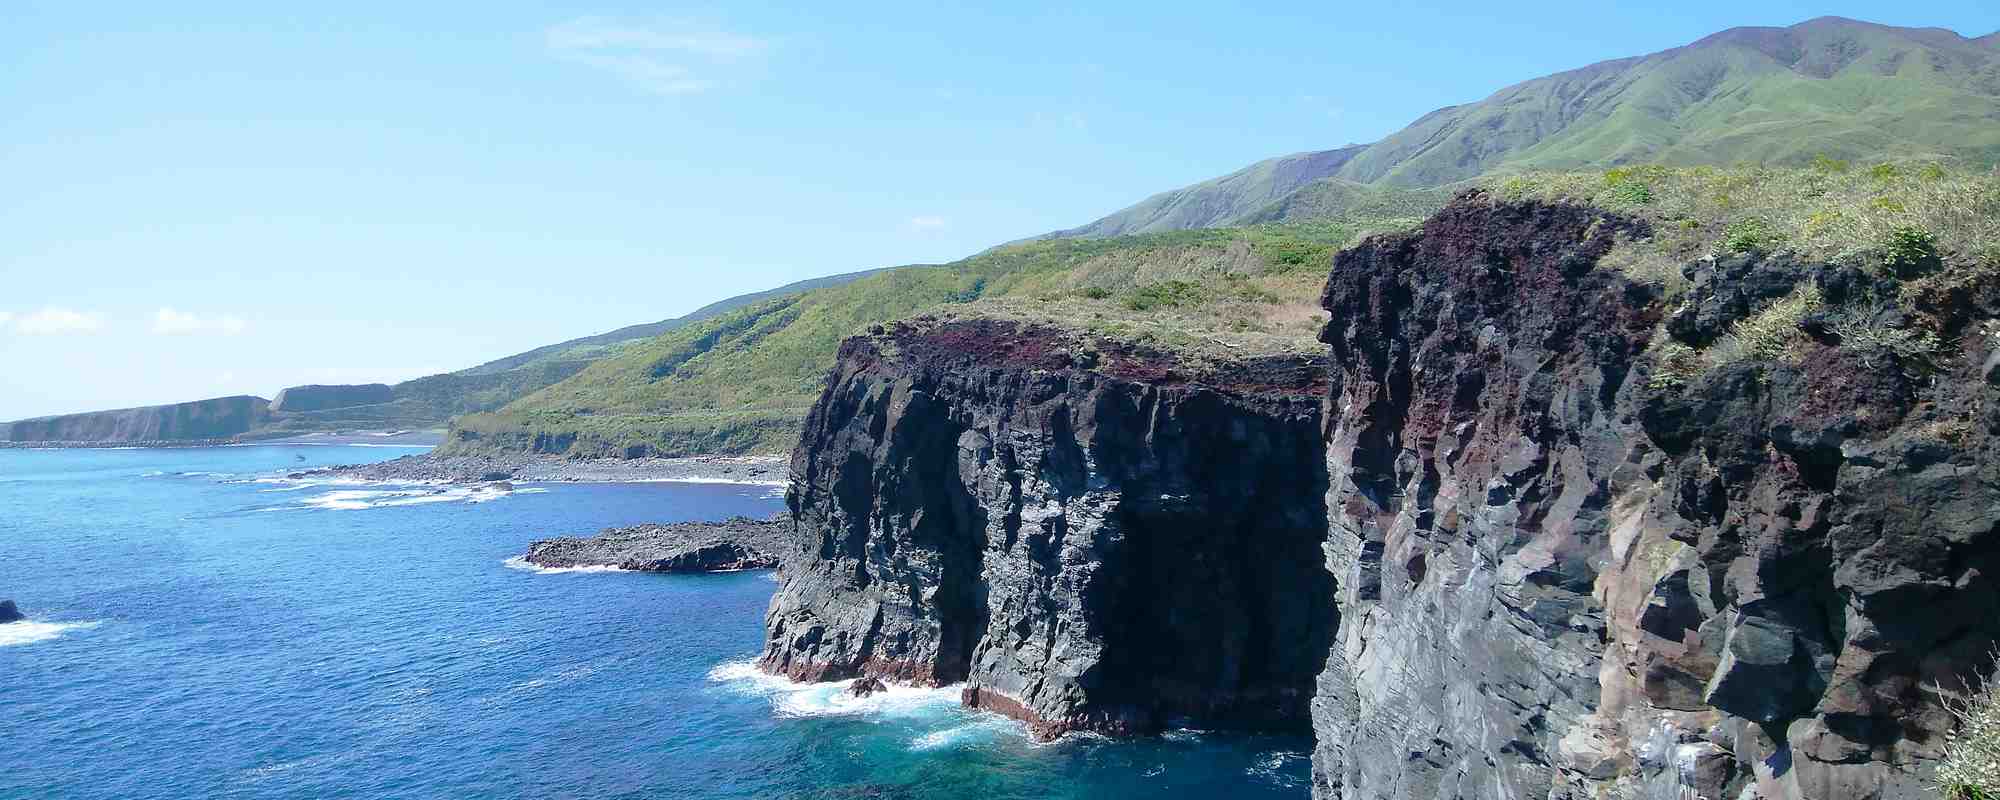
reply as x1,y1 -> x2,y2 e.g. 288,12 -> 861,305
0,445 -> 1312,799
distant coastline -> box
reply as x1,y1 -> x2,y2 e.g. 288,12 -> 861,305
314,452 -> 788,486
0,430 -> 446,450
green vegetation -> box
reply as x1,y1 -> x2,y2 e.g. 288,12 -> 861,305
1498,162 -> 1999,386
1055,18 -> 1999,241
441,217 -> 1407,458
1939,661 -> 2000,800
1493,163 -> 2000,296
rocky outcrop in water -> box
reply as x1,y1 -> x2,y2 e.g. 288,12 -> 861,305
2,395 -> 272,444
760,318 -> 1334,736
524,517 -> 786,572
1308,195 -> 1999,800
0,600 -> 23,624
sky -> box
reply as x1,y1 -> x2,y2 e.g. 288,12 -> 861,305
2,2 -> 1995,420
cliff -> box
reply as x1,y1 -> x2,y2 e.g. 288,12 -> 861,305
268,383 -> 394,413
1304,195 -> 2000,799
2,395 -> 272,444
762,193 -> 2000,799
760,318 -> 1335,736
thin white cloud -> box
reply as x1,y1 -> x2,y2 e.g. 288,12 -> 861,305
908,216 -> 948,231
152,308 -> 248,336
547,17 -> 769,57
0,312 -> 12,329
15,307 -> 104,335
546,17 -> 771,95
564,53 -> 717,94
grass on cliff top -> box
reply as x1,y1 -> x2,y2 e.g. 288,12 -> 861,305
1488,161 -> 2000,295
444,216 -> 1414,458
1939,659 -> 2000,800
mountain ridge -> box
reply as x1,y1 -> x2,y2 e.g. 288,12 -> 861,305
1049,16 -> 2000,240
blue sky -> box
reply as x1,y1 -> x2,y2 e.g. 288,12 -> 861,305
2,2 -> 1994,420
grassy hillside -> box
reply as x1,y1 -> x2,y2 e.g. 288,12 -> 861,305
1034,147 -> 1368,238
442,217 -> 1402,457
456,267 -> 887,377
450,161 -> 2000,459
1053,17 -> 2000,238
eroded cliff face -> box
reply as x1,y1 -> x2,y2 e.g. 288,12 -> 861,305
2,395 -> 272,444
760,319 -> 1336,736
762,195 -> 1998,799
1311,196 -> 2000,800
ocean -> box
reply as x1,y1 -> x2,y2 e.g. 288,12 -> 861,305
0,445 -> 1312,799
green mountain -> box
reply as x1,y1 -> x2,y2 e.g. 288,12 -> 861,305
1058,17 -> 2000,238
446,16 -> 2000,460
1035,146 -> 1368,238
442,220 -> 1382,458
456,267 -> 887,377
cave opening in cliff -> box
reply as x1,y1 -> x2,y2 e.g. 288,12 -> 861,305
1079,472 -> 1339,731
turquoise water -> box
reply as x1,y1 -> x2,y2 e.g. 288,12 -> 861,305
0,445 -> 1312,799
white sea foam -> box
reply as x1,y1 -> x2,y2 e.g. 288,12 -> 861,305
501,556 -> 626,575
287,485 -> 544,511
706,659 -> 964,720
909,717 -> 1015,751
0,620 -> 102,647
1246,750 -> 1309,786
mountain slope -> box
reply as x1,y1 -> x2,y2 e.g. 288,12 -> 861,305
457,267 -> 887,376
1038,146 -> 1367,238
443,219 -> 1387,457
1337,16 -> 2000,186
1051,17 -> 2000,239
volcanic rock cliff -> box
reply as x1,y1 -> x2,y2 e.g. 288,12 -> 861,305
761,194 -> 1999,799
1312,195 -> 1998,799
760,318 -> 1335,736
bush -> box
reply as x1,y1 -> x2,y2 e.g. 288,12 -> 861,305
1610,179 -> 1654,206
1715,285 -> 1823,364
1122,280 -> 1207,311
1080,286 -> 1113,300
1938,660 -> 2000,800
1882,225 -> 1941,275
1723,217 -> 1786,254
1647,341 -> 1703,389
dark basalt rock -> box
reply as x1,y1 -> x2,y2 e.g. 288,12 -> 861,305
1310,193 -> 1999,800
848,676 -> 886,698
760,192 -> 1998,800
0,600 -> 22,624
760,317 -> 1334,737
523,517 -> 785,572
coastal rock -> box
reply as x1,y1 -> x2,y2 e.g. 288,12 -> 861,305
2,395 -> 271,444
523,517 -> 787,572
322,453 -> 788,485
758,193 -> 1998,799
1309,194 -> 2000,799
0,600 -> 22,624
848,676 -> 886,698
760,318 -> 1334,736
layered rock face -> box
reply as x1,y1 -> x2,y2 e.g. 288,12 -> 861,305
1311,196 -> 1999,799
269,383 -> 394,413
760,319 -> 1336,736
3,395 -> 272,443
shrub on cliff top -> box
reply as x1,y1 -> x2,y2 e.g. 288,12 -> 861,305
1489,163 -> 2000,290
1939,660 -> 2000,800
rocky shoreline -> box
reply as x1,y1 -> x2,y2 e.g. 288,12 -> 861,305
522,517 -> 788,572
315,453 -> 788,485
